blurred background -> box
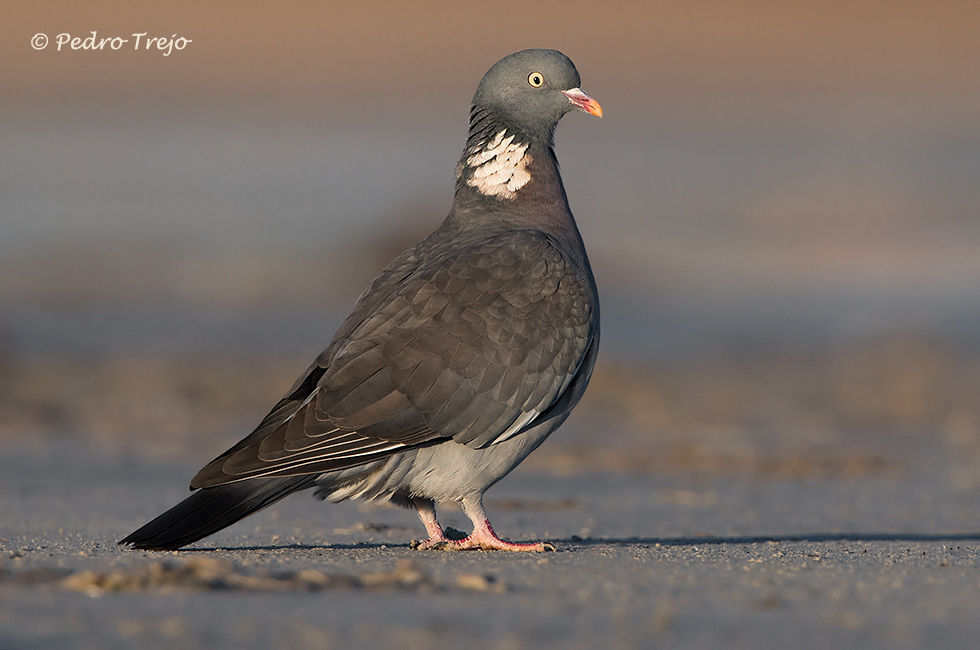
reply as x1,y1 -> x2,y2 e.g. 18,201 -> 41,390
2,1 -> 980,486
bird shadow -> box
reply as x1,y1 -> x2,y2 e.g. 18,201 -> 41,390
562,531 -> 980,548
176,531 -> 980,553
179,542 -> 411,552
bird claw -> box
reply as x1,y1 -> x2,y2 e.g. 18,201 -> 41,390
410,538 -> 453,551
411,537 -> 555,552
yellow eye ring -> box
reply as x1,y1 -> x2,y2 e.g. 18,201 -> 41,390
528,72 -> 544,88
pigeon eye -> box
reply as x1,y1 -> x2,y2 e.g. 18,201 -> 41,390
527,72 -> 544,88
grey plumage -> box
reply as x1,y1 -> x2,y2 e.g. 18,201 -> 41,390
120,48 -> 602,552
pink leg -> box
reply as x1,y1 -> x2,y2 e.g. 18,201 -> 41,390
454,516 -> 555,552
410,497 -> 450,550
412,495 -> 554,552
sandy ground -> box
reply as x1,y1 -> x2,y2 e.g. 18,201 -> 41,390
4,347 -> 980,649
4,430 -> 980,650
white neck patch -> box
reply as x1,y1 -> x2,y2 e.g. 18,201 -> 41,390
465,130 -> 532,199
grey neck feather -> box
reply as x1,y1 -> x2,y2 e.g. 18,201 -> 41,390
445,105 -> 584,255
453,106 -> 564,206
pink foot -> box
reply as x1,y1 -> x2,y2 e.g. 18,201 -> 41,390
414,519 -> 555,552
409,496 -> 555,551
410,497 -> 452,550
409,535 -> 451,550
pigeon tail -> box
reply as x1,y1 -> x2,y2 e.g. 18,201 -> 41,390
119,476 -> 315,551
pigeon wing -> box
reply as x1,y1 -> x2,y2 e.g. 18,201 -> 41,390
191,229 -> 596,488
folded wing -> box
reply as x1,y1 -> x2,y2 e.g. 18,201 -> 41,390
192,229 -> 596,488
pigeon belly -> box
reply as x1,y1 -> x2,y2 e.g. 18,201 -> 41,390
313,416 -> 556,505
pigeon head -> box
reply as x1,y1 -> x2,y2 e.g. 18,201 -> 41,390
458,49 -> 601,202
471,49 -> 602,139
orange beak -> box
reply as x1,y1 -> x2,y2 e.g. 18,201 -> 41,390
562,87 -> 603,118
